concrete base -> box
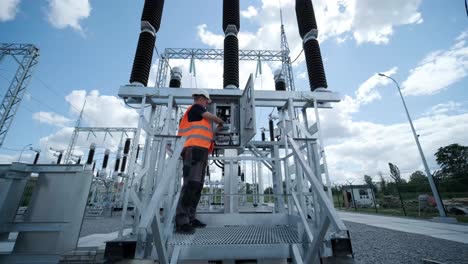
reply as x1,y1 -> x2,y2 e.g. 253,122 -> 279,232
431,217 -> 458,224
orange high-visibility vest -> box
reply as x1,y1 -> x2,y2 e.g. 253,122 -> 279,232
177,105 -> 214,151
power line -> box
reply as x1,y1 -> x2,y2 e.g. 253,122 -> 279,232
291,48 -> 304,64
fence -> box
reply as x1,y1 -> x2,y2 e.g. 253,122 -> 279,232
333,177 -> 468,223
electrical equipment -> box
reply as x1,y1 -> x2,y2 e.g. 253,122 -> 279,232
211,74 -> 256,148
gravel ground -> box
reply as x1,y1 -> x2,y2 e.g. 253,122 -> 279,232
345,221 -> 468,264
79,216 -> 468,264
79,212 -> 133,237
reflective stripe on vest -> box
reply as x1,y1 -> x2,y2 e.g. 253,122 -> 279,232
177,105 -> 213,149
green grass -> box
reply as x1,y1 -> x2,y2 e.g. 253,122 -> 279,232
338,207 -> 468,223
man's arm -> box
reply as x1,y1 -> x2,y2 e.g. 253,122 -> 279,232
202,112 -> 224,125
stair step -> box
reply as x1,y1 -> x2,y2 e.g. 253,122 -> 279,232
168,225 -> 300,261
169,225 -> 299,246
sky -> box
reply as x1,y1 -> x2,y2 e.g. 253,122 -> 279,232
0,0 -> 467,185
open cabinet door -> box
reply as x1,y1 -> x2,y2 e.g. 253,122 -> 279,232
240,74 -> 256,147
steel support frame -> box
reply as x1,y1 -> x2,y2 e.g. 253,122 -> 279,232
64,127 -> 137,163
116,84 -> 346,262
117,40 -> 347,260
0,43 -> 39,147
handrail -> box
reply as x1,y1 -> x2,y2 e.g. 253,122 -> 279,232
288,136 -> 347,232
291,192 -> 314,243
138,138 -> 185,229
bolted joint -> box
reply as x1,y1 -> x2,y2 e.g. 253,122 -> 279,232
141,21 -> 156,37
303,29 -> 318,44
224,24 -> 239,37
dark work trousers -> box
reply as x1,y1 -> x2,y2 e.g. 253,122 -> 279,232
175,146 -> 208,226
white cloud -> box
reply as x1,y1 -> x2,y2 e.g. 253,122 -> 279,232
355,67 -> 397,105
297,71 -> 307,80
423,101 -> 466,117
30,90 -> 139,164
65,90 -> 138,127
197,24 -> 224,49
241,6 -> 258,19
0,0 -> 20,21
352,0 -> 423,44
326,112 -> 468,184
32,111 -> 72,127
315,69 -> 468,184
47,0 -> 91,32
402,30 -> 468,96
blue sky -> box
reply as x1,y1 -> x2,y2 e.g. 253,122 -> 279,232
0,0 -> 467,183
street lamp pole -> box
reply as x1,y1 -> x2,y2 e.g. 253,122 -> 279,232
378,73 -> 448,218
17,143 -> 32,162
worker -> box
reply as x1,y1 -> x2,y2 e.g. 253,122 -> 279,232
175,89 -> 224,234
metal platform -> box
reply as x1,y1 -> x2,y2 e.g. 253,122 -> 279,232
168,225 -> 301,262
169,225 -> 299,246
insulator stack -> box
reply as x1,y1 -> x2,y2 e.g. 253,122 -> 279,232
102,149 -> 110,169
86,143 -> 96,165
223,35 -> 239,89
261,131 -> 266,141
114,155 -> 121,172
295,0 -> 317,38
169,67 -> 182,88
274,70 -> 286,91
121,156 -> 127,173
33,152 -> 40,164
295,0 -> 327,90
120,139 -> 131,173
223,0 -> 240,89
304,39 -> 327,89
123,138 -> 131,155
141,0 -> 165,31
222,0 -> 240,33
56,152 -> 62,164
269,119 -> 275,141
77,156 -> 81,164
129,32 -> 156,86
136,145 -> 141,160
129,0 -> 165,86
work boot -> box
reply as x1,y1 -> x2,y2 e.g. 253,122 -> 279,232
190,219 -> 206,228
176,224 -> 195,234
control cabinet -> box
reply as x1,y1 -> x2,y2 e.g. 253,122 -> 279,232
210,74 -> 256,149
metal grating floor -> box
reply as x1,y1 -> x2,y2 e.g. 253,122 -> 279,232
169,225 -> 299,246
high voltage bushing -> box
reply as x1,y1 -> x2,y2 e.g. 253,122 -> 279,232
121,156 -> 127,173
223,0 -> 240,89
223,32 -> 239,89
274,70 -> 286,91
129,0 -> 165,86
102,149 -> 110,169
304,38 -> 327,89
56,152 -> 63,165
223,0 -> 240,32
169,67 -> 182,88
114,155 -> 121,172
33,152 -> 40,164
269,119 -> 275,142
295,0 -> 327,90
86,143 -> 96,165
120,138 -> 131,173
123,138 -> 131,154
141,0 -> 165,32
129,31 -> 156,86
295,0 -> 317,38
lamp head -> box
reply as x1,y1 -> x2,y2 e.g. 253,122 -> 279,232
378,73 -> 385,77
